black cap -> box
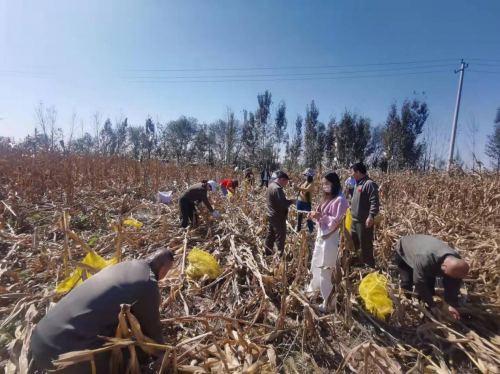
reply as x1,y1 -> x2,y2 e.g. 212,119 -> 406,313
275,170 -> 289,180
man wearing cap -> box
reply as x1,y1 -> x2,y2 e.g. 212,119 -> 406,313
293,168 -> 315,233
265,171 -> 296,255
179,180 -> 220,228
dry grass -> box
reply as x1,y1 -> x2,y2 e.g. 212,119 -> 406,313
0,150 -> 499,373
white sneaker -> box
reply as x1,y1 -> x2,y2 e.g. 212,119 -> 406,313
318,303 -> 333,314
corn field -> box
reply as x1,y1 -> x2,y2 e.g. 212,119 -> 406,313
0,150 -> 499,373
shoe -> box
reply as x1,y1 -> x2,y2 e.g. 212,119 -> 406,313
318,304 -> 333,314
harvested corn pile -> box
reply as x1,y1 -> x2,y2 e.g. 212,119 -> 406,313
0,151 -> 500,373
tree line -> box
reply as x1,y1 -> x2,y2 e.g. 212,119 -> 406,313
3,93 -> 500,172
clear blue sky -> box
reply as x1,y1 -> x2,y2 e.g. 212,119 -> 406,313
1,0 -> 499,165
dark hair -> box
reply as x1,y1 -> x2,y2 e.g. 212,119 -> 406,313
306,175 -> 313,184
319,172 -> 341,211
146,249 -> 174,277
351,163 -> 367,175
232,180 -> 239,188
275,170 -> 289,180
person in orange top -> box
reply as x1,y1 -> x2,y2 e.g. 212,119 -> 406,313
220,179 -> 239,196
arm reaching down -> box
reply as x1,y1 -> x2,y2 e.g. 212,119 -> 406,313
131,282 -> 164,347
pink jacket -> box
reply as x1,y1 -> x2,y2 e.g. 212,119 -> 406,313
315,193 -> 349,231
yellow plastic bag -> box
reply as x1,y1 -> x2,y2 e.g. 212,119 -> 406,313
228,192 -> 233,198
374,214 -> 382,226
56,252 -> 117,293
345,209 -> 352,233
123,219 -> 143,227
186,247 -> 222,281
359,272 -> 393,319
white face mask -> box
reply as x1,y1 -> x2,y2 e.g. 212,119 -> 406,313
323,185 -> 332,193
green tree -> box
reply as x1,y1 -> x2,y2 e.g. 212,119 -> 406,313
304,100 -> 319,168
164,116 -> 197,164
256,91 -> 273,166
115,118 -> 128,157
274,101 -> 288,164
289,115 -> 303,169
324,119 -> 336,168
192,124 -> 209,163
485,107 -> 500,172
382,99 -> 428,169
241,110 -> 258,165
101,118 -> 117,156
316,122 -> 326,170
127,126 -> 144,160
334,111 -> 373,167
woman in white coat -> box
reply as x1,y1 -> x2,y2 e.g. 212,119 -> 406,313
307,172 -> 348,313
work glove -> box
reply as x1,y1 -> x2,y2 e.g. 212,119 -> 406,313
212,212 -> 220,218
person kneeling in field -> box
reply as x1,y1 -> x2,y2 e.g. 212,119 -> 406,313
179,180 -> 220,228
220,179 -> 239,196
395,235 -> 469,320
29,249 -> 175,373
307,172 -> 348,313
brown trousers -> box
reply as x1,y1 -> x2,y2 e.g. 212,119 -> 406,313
264,220 -> 287,255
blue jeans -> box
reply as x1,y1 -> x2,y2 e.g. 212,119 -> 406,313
220,185 -> 228,196
297,200 -> 314,233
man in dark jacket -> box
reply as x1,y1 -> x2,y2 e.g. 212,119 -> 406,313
265,171 -> 296,255
260,168 -> 270,189
395,235 -> 469,320
179,181 -> 220,228
30,250 -> 175,373
350,163 -> 379,268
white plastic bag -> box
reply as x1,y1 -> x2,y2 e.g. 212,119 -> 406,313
158,191 -> 172,204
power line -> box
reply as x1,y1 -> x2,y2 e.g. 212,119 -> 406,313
126,69 -> 452,84
468,70 -> 500,74
470,63 -> 500,67
120,58 -> 459,72
467,58 -> 500,62
123,64 -> 456,80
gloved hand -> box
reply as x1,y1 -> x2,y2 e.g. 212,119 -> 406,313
212,212 -> 220,218
198,202 -> 202,209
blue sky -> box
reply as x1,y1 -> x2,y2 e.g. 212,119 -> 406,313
1,0 -> 499,165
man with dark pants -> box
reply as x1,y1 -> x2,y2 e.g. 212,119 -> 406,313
179,181 -> 219,228
260,168 -> 270,188
30,250 -> 175,373
265,171 -> 296,255
350,163 -> 379,268
395,235 -> 469,320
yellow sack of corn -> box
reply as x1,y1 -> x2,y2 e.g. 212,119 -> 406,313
359,272 -> 393,319
123,219 -> 143,227
56,252 -> 117,293
186,247 -> 222,281
345,209 -> 352,233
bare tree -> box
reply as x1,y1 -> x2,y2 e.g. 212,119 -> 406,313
466,113 -> 481,171
46,105 -> 58,150
34,101 -> 58,150
91,111 -> 103,152
67,110 -> 78,152
34,102 -> 48,147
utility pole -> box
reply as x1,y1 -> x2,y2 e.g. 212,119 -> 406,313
447,59 -> 468,171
